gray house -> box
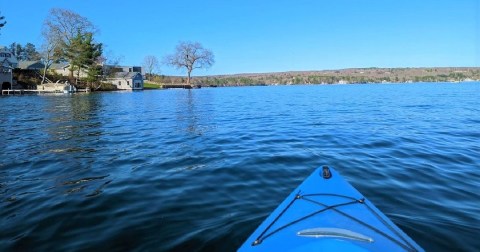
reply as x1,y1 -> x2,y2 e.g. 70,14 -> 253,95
103,65 -> 145,78
108,72 -> 144,90
0,46 -> 18,90
117,66 -> 143,75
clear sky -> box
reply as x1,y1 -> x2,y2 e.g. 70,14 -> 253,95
0,0 -> 479,76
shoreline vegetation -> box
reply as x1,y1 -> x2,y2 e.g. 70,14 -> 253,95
10,67 -> 480,93
146,67 -> 480,88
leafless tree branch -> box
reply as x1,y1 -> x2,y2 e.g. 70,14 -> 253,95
164,41 -> 215,86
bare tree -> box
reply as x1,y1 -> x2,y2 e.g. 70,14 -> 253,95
143,55 -> 159,81
164,41 -> 214,86
44,8 -> 97,78
45,8 -> 96,44
40,28 -> 60,84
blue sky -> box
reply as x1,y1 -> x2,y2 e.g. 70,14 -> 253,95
1,0 -> 479,75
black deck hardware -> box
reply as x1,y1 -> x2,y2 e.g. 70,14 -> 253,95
322,165 -> 332,179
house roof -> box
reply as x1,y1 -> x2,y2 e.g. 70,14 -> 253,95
18,60 -> 45,70
112,71 -> 142,79
0,46 -> 18,67
104,65 -> 142,69
50,62 -> 69,70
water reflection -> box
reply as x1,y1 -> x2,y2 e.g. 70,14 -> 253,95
174,90 -> 216,136
44,94 -> 103,153
31,94 -> 108,197
174,90 -> 195,135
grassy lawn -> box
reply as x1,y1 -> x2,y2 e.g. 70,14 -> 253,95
144,82 -> 162,89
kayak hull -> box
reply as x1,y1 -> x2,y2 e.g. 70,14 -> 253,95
239,166 -> 424,252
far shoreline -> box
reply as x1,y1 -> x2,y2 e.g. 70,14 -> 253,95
154,67 -> 480,87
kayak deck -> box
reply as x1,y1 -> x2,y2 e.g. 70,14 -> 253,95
239,166 -> 424,252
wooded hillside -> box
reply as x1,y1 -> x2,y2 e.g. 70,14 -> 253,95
154,67 -> 480,86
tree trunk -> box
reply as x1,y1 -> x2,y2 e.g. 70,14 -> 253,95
187,69 -> 192,87
42,64 -> 48,84
76,67 -> 80,85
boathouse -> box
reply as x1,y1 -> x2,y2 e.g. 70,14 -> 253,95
108,72 -> 144,90
0,46 -> 18,90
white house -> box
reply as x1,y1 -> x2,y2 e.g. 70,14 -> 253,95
0,46 -> 18,90
52,63 -> 144,81
51,62 -> 89,78
108,72 -> 144,90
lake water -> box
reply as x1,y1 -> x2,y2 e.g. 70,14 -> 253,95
1,83 -> 479,251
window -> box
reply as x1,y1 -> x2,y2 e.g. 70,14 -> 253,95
127,81 -> 130,86
118,81 -> 121,85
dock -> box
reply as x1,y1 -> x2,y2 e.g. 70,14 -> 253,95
1,89 -> 90,95
162,84 -> 194,89
161,84 -> 206,89
1,89 -> 43,95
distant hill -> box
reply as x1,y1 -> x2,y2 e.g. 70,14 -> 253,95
152,67 -> 480,86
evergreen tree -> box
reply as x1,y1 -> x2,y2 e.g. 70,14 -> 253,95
8,43 -> 16,55
82,33 -> 103,68
24,43 -> 41,61
10,43 -> 24,59
64,32 -> 102,84
0,12 -> 5,33
64,32 -> 84,80
86,65 -> 102,85
8,42 -> 41,61
83,33 -> 103,85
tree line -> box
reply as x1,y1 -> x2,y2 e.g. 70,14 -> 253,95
192,68 -> 480,86
7,43 -> 41,61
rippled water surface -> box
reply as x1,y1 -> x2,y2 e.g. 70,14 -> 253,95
1,83 -> 479,251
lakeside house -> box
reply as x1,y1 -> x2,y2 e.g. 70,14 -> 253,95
50,63 -> 145,90
108,71 -> 144,90
2,44 -> 145,91
15,59 -> 145,90
0,46 -> 18,90
51,62 -> 90,78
